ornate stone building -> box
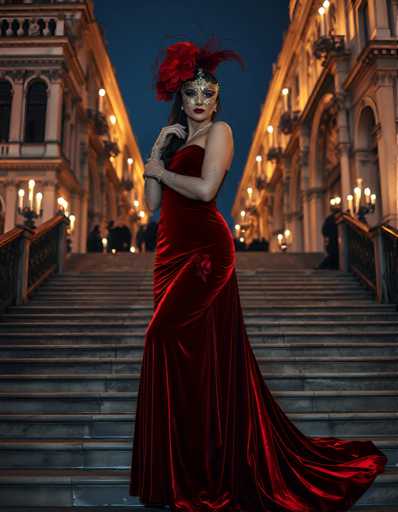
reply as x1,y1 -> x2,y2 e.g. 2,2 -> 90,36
0,0 -> 146,252
232,0 -> 398,252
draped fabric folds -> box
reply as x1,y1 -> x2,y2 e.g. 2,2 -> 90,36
129,144 -> 387,512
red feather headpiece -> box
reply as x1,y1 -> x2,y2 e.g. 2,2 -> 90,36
154,36 -> 245,102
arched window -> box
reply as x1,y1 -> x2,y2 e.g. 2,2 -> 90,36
24,80 -> 47,143
0,80 -> 12,143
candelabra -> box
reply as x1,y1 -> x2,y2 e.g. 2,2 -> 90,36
17,180 -> 43,229
346,179 -> 376,224
277,229 -> 293,252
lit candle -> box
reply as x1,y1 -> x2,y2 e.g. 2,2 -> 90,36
235,224 -> 241,233
323,0 -> 330,34
127,157 -> 133,166
57,197 -> 64,212
347,194 -> 353,215
256,155 -> 262,175
64,201 -> 69,217
282,88 -> 289,111
130,246 -> 136,253
354,186 -> 361,213
267,125 -> 274,147
277,233 -> 283,243
28,179 -> 35,209
18,189 -> 25,210
364,187 -> 371,205
318,6 -> 325,36
247,187 -> 253,199
102,237 -> 108,252
111,248 -> 116,255
330,198 -> 336,207
240,210 -> 246,219
109,115 -> 117,125
98,88 -> 106,111
35,192 -> 43,215
69,214 -> 76,233
335,196 -> 341,206
370,194 -> 376,205
284,229 -> 292,243
133,200 -> 139,208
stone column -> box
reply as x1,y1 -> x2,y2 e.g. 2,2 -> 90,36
374,71 -> 398,227
44,70 -> 64,158
79,188 -> 89,254
8,71 -> 24,144
367,0 -> 392,39
299,128 -> 312,252
4,179 -> 17,232
333,59 -> 353,213
42,180 -> 58,222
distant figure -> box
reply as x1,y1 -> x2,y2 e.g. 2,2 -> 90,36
317,208 -> 339,269
87,225 -> 103,253
119,224 -> 132,251
136,224 -> 147,253
107,220 -> 115,252
248,237 -> 269,251
145,220 -> 158,251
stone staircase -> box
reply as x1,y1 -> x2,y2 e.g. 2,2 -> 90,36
0,253 -> 397,510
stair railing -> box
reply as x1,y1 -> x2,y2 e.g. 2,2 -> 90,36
336,212 -> 397,305
0,215 -> 68,314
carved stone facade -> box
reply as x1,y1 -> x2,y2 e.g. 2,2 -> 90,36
0,0 -> 146,252
232,0 -> 398,253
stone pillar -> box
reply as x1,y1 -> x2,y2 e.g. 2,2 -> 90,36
367,0 -> 392,39
307,187 -> 325,252
80,189 -> 89,254
42,180 -> 58,222
333,59 -> 353,213
298,128 -> 312,252
374,71 -> 398,227
8,72 -> 24,143
4,179 -> 17,232
44,72 -> 63,157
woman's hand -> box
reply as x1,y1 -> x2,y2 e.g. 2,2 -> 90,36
143,157 -> 165,183
149,123 -> 187,159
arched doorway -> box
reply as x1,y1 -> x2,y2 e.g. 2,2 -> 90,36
355,105 -> 382,224
309,94 -> 341,251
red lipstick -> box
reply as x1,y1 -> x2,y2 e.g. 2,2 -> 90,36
194,108 -> 205,113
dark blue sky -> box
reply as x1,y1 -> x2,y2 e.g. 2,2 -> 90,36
93,1 -> 290,228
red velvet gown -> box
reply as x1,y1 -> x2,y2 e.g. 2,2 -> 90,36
129,144 -> 387,512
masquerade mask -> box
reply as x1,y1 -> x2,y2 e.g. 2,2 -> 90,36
154,36 -> 245,102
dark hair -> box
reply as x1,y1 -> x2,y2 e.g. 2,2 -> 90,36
160,69 -> 221,169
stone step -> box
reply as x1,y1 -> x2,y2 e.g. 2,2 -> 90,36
9,303 -> 394,314
1,467 -> 394,507
0,389 -> 397,414
0,435 -> 396,469
26,298 -> 379,307
1,331 -> 397,343
1,320 -> 397,333
0,356 -> 396,374
4,311 -> 398,322
48,280 -> 359,288
0,371 -> 396,393
0,411 -> 397,438
33,288 -> 373,297
0,341 -> 396,358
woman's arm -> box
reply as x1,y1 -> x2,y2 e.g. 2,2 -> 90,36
144,175 -> 162,213
145,122 -> 233,202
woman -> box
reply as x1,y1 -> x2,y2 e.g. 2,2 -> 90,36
129,38 -> 387,512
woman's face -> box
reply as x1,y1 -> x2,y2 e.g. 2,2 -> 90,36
181,77 -> 219,123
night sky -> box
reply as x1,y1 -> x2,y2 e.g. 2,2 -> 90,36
93,1 -> 290,228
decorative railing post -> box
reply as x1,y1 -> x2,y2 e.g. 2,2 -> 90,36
16,226 -> 34,305
336,214 -> 349,272
369,225 -> 388,303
